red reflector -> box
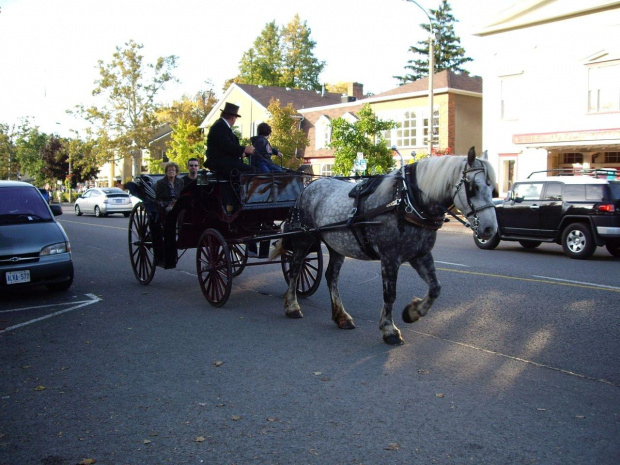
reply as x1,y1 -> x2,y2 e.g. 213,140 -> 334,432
598,204 -> 614,212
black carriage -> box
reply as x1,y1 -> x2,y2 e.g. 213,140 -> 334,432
127,170 -> 323,307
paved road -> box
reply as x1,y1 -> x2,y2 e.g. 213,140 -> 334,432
1,208 -> 618,464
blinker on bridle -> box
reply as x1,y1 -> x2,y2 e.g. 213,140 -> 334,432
451,161 -> 495,231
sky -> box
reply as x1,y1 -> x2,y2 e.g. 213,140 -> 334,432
0,0 -> 517,137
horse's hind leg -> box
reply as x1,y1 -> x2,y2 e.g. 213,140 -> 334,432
326,248 -> 355,330
403,253 -> 441,324
379,260 -> 404,345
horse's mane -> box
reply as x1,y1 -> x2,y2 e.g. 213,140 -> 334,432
414,155 -> 496,203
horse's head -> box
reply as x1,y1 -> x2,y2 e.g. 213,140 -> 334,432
452,147 -> 498,239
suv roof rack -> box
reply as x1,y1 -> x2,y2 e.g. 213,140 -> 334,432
527,168 -> 618,179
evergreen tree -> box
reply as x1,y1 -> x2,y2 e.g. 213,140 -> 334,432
280,14 -> 325,90
238,21 -> 282,86
233,16 -> 325,91
395,0 -> 472,84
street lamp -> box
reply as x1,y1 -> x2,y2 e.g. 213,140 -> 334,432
404,0 -> 434,155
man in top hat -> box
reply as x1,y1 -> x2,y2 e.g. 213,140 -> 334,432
204,102 -> 256,175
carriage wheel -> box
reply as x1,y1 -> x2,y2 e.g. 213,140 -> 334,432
128,203 -> 156,285
281,244 -> 323,297
230,243 -> 248,277
196,229 -> 233,307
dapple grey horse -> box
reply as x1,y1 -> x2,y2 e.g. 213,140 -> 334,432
273,148 -> 498,345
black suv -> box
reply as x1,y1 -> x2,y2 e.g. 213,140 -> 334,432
473,171 -> 620,259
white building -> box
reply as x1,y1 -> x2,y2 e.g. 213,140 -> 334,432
475,0 -> 620,195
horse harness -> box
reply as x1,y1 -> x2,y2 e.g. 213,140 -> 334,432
288,160 -> 494,260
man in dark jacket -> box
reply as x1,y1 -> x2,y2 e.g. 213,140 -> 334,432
204,102 -> 255,175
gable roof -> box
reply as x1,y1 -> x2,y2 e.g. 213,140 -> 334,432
372,70 -> 482,98
235,83 -> 343,110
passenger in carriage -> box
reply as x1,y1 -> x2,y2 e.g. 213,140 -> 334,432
155,161 -> 185,212
250,123 -> 285,173
182,158 -> 200,187
204,102 -> 256,175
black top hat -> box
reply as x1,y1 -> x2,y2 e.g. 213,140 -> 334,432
220,102 -> 241,118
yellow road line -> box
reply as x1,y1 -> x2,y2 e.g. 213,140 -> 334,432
437,267 -> 620,293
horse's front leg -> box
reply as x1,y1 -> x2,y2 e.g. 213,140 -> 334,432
283,247 -> 306,319
379,260 -> 404,345
326,248 -> 355,330
403,252 -> 441,324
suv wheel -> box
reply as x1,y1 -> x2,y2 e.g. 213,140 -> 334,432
473,232 -> 500,250
605,240 -> 620,257
518,240 -> 541,249
561,223 -> 595,259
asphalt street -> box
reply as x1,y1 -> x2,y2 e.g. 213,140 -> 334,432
0,207 -> 618,465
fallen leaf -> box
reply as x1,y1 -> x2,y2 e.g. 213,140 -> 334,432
575,415 -> 585,419
231,415 -> 242,421
385,443 -> 400,451
216,403 -> 225,407
21,365 -> 32,369
34,385 -> 46,391
78,459 -> 96,465
537,408 -> 546,411
198,402 -> 207,407
143,439 -> 151,444
213,361 -> 224,367
435,393 -> 445,398
312,372 -> 322,376
266,417 -> 278,422
194,436 -> 205,442
417,370 -> 429,375
321,377 -> 331,382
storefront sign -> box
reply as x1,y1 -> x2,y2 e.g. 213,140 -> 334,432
513,128 -> 620,144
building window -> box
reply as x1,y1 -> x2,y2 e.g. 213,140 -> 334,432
315,116 -> 331,150
562,153 -> 584,164
588,61 -> 620,113
605,152 -> 620,163
381,108 -> 436,149
500,74 -> 522,120
320,164 -> 333,176
423,110 -> 439,147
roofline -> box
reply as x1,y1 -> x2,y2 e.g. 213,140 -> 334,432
298,87 -> 481,114
474,1 -> 620,36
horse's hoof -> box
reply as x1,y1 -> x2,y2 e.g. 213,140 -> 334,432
383,334 -> 405,345
286,309 -> 304,319
338,320 -> 356,330
402,309 -> 421,324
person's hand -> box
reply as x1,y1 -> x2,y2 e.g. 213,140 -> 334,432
244,146 -> 255,156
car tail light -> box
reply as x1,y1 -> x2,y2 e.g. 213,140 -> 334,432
597,204 -> 615,212
103,198 -> 109,204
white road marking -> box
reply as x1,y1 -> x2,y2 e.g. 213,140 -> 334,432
0,293 -> 102,333
436,261 -> 468,267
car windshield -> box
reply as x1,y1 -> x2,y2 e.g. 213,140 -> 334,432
0,186 -> 53,224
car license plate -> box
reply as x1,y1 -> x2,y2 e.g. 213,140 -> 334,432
6,270 -> 30,285
115,199 -> 124,204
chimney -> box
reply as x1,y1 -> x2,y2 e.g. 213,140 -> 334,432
347,82 -> 364,100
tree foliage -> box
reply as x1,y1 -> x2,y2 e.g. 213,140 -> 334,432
165,117 -> 205,169
266,100 -> 309,169
0,123 -> 17,180
74,40 -> 178,177
395,0 -> 472,84
235,15 -> 325,91
330,104 -> 396,176
156,84 -> 217,135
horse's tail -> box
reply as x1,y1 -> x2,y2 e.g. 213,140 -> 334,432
269,239 -> 287,260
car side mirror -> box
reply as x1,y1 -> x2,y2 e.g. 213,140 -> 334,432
50,204 -> 63,216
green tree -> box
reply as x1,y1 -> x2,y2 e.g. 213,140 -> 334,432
266,100 -> 309,169
233,16 -> 325,91
0,123 -> 17,180
74,40 -> 178,177
238,22 -> 282,86
40,136 -> 69,183
15,123 -> 48,184
330,104 -> 396,176
280,14 -> 325,90
395,0 -> 472,84
157,84 -> 217,133
165,117 -> 205,169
